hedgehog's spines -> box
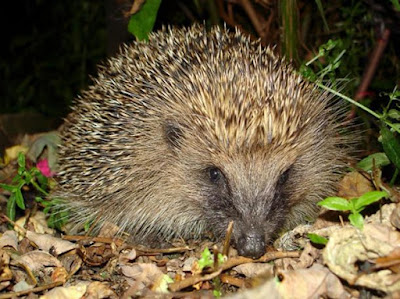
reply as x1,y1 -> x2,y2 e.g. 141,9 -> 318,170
52,24 -> 353,251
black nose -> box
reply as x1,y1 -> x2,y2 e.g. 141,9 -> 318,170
236,230 -> 266,259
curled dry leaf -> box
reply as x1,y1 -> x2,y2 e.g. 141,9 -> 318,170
323,223 -> 400,293
233,262 -> 274,278
59,254 -> 82,277
85,281 -> 118,299
120,263 -> 165,290
118,248 -> 137,264
390,203 -> 400,230
337,171 -> 374,199
15,212 -> 54,236
40,282 -> 88,299
26,231 -> 78,255
0,230 -> 18,250
227,264 -> 348,299
13,250 -> 62,273
365,203 -> 396,226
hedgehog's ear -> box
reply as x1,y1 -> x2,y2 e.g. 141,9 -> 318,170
164,122 -> 183,149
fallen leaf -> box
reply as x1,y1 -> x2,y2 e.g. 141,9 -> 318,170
323,223 -> 400,293
337,171 -> 374,199
120,263 -> 164,289
14,250 -> 62,272
26,231 -> 77,255
85,281 -> 118,298
0,230 -> 18,250
40,282 -> 88,299
233,263 -> 274,278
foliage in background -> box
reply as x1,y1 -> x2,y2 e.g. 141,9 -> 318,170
318,191 -> 388,229
0,153 -> 48,221
128,0 -> 162,41
0,152 -> 67,230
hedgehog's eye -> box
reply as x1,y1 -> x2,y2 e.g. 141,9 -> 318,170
207,167 -> 223,184
277,166 -> 292,187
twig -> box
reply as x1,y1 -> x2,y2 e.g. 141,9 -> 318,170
62,235 -> 125,247
222,221 -> 234,256
220,273 -> 247,288
239,0 -> 264,37
348,28 -> 391,120
0,281 -> 63,299
0,213 -> 27,236
169,268 -> 223,292
169,250 -> 300,292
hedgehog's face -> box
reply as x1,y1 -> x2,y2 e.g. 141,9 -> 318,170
197,156 -> 294,259
164,122 -> 297,258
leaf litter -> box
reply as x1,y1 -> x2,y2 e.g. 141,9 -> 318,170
1,138 -> 400,298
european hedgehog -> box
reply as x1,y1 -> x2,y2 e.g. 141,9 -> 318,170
53,25 -> 350,258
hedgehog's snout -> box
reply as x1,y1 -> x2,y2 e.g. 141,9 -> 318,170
235,229 -> 266,259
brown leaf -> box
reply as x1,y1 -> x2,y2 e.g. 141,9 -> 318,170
337,171 -> 374,199
85,281 -> 118,299
0,231 -> 18,250
14,250 -> 62,272
26,231 -> 77,255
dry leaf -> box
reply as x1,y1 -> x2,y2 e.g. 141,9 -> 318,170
323,223 -> 400,293
85,281 -> 118,299
26,231 -> 77,255
14,250 -> 62,272
0,230 -> 18,250
276,264 -> 349,299
118,248 -> 137,264
120,263 -> 164,289
40,282 -> 88,299
233,263 -> 274,278
337,171 -> 374,199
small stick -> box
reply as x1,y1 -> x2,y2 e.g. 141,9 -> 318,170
0,213 -> 27,236
169,269 -> 223,292
169,250 -> 300,292
0,281 -> 63,299
62,235 -> 125,247
62,235 -> 191,254
222,221 -> 234,257
220,274 -> 246,288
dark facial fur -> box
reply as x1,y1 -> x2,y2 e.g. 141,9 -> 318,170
53,25 -> 351,258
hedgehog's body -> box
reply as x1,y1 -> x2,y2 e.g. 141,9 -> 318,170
53,25 -> 349,258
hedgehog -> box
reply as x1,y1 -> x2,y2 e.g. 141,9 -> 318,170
52,25 -> 350,258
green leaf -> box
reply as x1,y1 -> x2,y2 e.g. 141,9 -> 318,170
357,152 -> 391,171
155,274 -> 173,293
390,0 -> 400,12
198,247 -> 214,270
15,188 -> 26,210
380,125 -> 400,170
388,109 -> 400,120
354,191 -> 387,211
0,183 -> 16,192
128,0 -> 162,41
213,290 -> 222,298
307,233 -> 328,245
6,194 -> 16,221
17,152 -> 26,169
11,174 -> 21,184
317,196 -> 351,211
349,213 -> 364,229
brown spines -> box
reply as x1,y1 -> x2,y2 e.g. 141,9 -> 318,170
52,24 -> 351,250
